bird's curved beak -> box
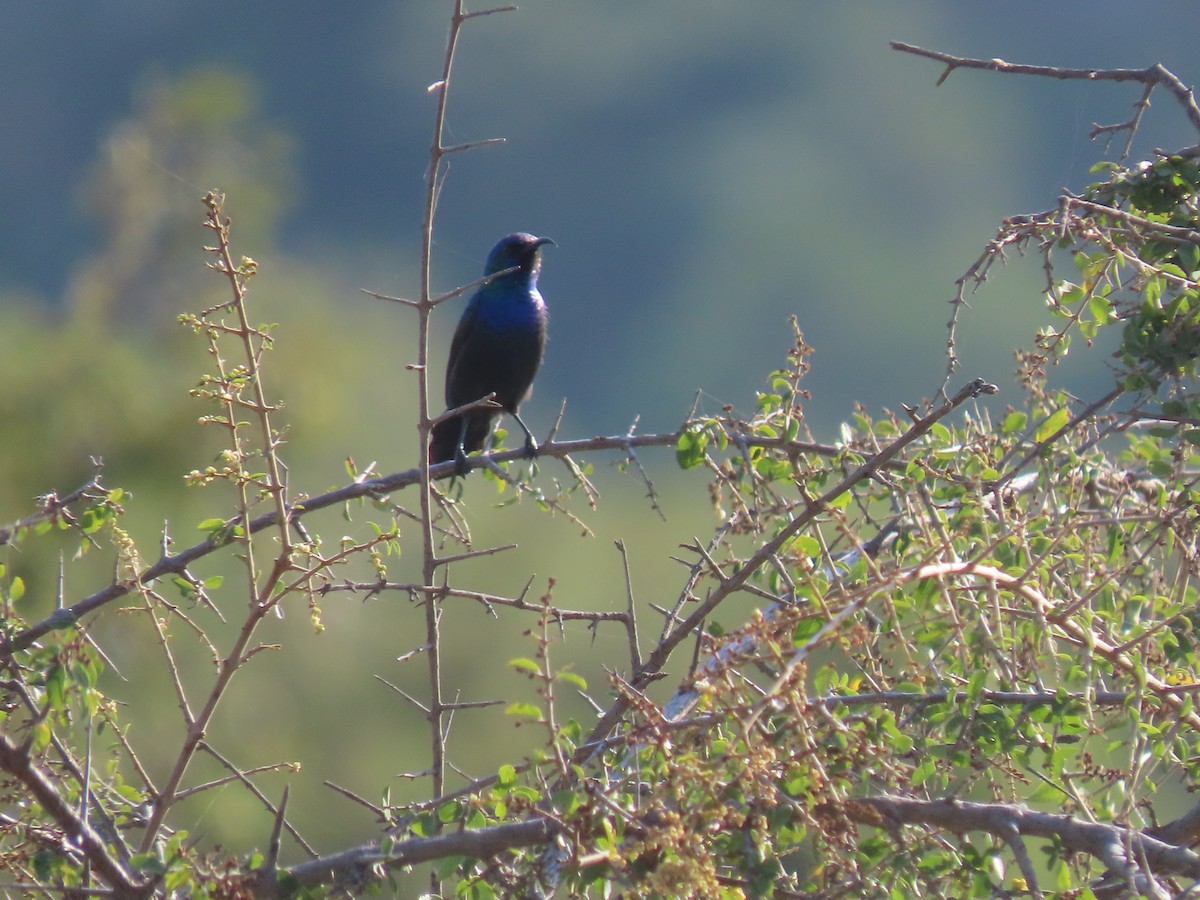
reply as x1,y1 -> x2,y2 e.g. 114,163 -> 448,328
534,237 -> 556,250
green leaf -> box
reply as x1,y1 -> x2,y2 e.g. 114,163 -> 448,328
828,490 -> 851,510
507,657 -> 541,676
30,720 -> 52,752
130,852 -> 167,876
45,665 -> 67,711
675,424 -> 709,469
79,507 -> 109,534
559,718 -> 583,745
788,535 -> 821,557
505,702 -> 542,720
71,659 -> 99,690
881,713 -> 914,753
1035,407 -> 1070,443
1001,411 -> 1027,434
434,853 -> 466,880
1088,294 -> 1112,323
793,617 -> 824,644
966,669 -> 988,701
552,789 -> 581,817
1054,860 -> 1072,891
555,671 -> 588,691
1027,779 -> 1064,805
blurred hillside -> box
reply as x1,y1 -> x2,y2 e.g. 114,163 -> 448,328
3,0 -> 1200,862
4,3 -> 1200,435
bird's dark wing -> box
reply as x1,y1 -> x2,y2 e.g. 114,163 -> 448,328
444,297 -> 481,407
431,297 -> 493,464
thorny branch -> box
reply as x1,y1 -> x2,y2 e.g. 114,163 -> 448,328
893,43 -> 1200,392
0,732 -> 148,898
843,795 -> 1200,896
0,472 -> 108,550
581,378 -> 997,754
135,192 -> 302,854
891,42 -> 1200,138
0,429 -> 888,658
409,5 -> 524,858
8,28 -> 1200,899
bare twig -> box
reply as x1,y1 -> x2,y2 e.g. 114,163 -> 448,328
408,6 -> 520,847
896,42 -> 1200,394
891,42 -> 1200,137
0,472 -> 107,549
614,540 -> 642,671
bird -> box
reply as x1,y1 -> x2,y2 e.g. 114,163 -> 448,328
429,232 -> 554,475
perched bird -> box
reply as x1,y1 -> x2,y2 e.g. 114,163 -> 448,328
429,232 -> 554,474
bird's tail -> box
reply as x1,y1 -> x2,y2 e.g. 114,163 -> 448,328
429,417 -> 461,465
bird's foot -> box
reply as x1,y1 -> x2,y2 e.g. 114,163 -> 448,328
453,447 -> 471,477
522,435 -> 539,460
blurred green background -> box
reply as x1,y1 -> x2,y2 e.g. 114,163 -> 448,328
3,1 -> 1199,862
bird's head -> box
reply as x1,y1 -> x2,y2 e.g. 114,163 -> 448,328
484,232 -> 555,278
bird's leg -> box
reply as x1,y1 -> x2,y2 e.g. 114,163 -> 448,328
453,417 -> 471,477
510,411 -> 539,459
